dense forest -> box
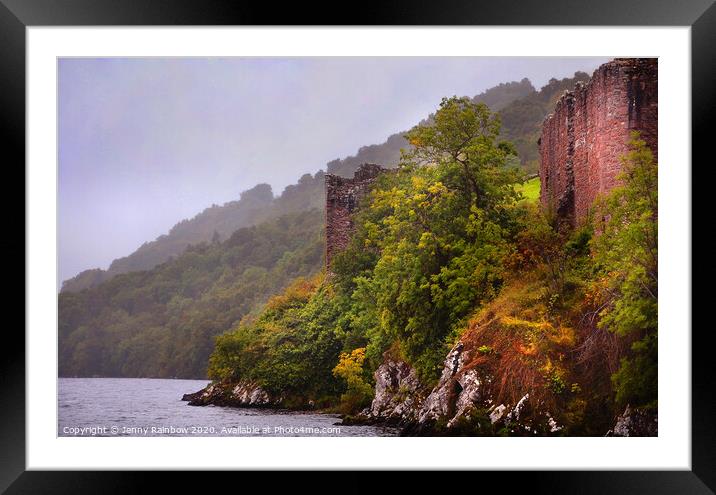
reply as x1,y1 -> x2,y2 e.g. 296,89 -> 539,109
207,98 -> 657,433
61,73 -> 587,294
59,210 -> 323,378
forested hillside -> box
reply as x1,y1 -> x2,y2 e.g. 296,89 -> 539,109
59,209 -> 324,378
499,71 -> 591,172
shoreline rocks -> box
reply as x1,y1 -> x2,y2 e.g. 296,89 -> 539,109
184,345 -> 656,437
606,405 -> 658,437
182,380 -> 282,408
342,341 -> 568,436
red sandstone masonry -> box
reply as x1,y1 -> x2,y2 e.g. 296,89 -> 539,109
539,58 -> 658,226
325,163 -> 386,269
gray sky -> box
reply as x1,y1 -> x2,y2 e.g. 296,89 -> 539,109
59,56 -> 610,283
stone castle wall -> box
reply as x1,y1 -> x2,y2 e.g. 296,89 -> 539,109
539,58 -> 658,225
325,163 -> 385,268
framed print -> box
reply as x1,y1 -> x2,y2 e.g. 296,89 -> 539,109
3,0 -> 712,491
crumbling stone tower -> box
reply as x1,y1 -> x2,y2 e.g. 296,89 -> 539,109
539,58 -> 658,226
325,163 -> 385,269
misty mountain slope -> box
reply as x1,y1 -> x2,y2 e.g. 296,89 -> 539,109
325,72 -> 591,178
325,78 -> 536,178
58,209 -> 325,378
499,71 -> 591,172
61,173 -> 326,293
107,184 -> 274,272
61,74 -> 586,294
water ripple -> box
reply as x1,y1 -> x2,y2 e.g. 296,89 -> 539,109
58,378 -> 398,437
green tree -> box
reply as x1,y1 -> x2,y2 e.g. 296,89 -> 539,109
333,347 -> 373,412
590,132 -> 658,409
403,96 -> 522,214
333,98 -> 521,382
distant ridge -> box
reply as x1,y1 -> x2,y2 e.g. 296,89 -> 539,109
325,78 -> 535,177
60,174 -> 325,292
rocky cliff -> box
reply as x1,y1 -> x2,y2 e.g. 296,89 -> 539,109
186,333 -> 655,436
346,339 -> 655,436
345,341 -> 564,436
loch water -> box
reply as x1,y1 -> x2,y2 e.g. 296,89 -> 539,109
58,378 -> 399,437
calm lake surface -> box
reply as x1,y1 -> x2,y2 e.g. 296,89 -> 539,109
58,378 -> 399,437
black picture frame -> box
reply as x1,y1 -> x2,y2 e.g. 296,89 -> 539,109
2,0 -> 711,492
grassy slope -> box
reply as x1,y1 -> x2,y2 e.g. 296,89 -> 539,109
516,177 -> 540,202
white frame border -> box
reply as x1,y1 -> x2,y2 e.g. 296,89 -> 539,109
27,26 -> 691,470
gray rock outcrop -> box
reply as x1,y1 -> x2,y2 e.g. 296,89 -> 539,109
182,380 -> 281,408
606,405 -> 658,437
356,340 -> 564,436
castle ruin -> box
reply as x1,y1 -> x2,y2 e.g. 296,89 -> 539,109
325,163 -> 386,269
539,58 -> 658,226
324,59 -> 658,267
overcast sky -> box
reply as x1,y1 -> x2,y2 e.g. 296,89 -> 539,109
58,56 -> 610,284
